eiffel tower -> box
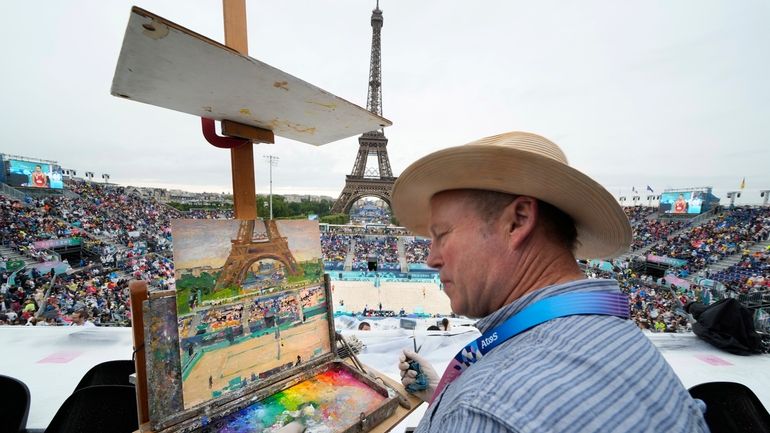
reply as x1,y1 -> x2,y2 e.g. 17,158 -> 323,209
331,1 -> 396,215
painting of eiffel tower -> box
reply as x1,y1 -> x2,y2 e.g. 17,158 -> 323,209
171,219 -> 329,408
214,219 -> 300,291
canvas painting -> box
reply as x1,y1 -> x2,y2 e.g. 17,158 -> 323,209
172,219 -> 330,408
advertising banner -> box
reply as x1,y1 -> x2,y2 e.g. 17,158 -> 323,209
646,254 -> 688,268
32,237 -> 82,250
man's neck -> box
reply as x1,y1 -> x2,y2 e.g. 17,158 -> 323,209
501,242 -> 586,308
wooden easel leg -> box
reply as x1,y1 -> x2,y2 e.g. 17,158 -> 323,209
231,144 -> 257,220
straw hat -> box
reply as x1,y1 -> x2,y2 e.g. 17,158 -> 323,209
391,131 -> 632,259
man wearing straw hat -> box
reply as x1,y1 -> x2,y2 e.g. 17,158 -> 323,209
395,132 -> 708,432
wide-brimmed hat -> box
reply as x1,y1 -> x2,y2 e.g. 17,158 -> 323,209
391,131 -> 632,259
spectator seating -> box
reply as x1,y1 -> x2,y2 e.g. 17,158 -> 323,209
44,385 -> 138,433
74,360 -> 136,392
688,382 -> 770,433
0,374 -> 30,433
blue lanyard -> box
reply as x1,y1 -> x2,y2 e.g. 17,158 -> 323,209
454,292 -> 629,370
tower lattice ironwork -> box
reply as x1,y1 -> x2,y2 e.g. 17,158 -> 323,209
331,1 -> 396,215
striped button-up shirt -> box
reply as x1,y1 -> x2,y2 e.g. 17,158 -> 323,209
414,278 -> 709,433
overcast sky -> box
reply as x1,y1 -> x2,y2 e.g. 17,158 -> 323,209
1,1 -> 768,205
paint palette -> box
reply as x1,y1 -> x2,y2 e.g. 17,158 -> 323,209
197,365 -> 391,433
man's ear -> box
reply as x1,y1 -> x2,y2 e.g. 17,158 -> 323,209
500,196 -> 538,249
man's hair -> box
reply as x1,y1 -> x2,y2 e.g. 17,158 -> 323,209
358,321 -> 370,330
455,189 -> 578,253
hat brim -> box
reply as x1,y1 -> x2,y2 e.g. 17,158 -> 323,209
392,145 -> 632,259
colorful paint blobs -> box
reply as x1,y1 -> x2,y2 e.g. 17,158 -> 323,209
204,367 -> 386,433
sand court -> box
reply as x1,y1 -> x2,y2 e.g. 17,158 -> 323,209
331,280 -> 452,315
183,314 -> 331,407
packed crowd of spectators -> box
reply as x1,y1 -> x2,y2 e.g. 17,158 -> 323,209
187,209 -> 234,219
0,263 -> 132,326
201,303 -> 243,332
0,180 -> 182,326
710,247 -> 770,295
587,266 -> 696,333
54,180 -> 176,256
320,233 -> 352,266
647,207 -> 770,275
248,293 -> 299,325
5,183 -> 770,330
404,238 -> 431,264
324,225 -> 409,236
623,206 -> 657,226
630,219 -> 690,252
0,196 -> 93,263
352,236 -> 399,270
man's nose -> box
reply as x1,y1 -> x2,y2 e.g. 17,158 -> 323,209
426,246 -> 442,269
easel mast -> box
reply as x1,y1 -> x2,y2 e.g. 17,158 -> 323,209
222,0 -> 258,221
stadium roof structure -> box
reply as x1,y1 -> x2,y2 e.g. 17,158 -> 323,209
111,7 -> 391,147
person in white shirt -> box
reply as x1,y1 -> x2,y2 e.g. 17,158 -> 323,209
70,310 -> 96,327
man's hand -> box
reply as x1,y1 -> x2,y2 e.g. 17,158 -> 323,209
398,349 -> 439,402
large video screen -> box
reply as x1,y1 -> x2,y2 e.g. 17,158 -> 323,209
7,160 -> 63,189
659,191 -> 705,215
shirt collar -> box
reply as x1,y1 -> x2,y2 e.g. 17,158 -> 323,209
475,278 -> 622,334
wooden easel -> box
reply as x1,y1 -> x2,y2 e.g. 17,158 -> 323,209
119,1 -> 409,431
130,2 -> 265,425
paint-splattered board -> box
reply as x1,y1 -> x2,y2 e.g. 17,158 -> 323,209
144,296 -> 184,430
111,7 -> 391,146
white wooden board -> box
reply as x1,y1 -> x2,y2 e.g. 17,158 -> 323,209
111,7 -> 391,146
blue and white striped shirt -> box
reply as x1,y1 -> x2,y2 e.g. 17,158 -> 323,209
415,278 -> 709,433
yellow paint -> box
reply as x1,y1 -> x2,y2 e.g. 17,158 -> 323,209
239,108 -> 252,116
273,81 -> 289,91
270,119 -> 316,135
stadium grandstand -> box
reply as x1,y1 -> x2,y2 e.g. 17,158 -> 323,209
1,172 -> 768,333
3,169 -> 770,432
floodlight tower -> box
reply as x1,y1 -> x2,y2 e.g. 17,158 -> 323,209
263,155 -> 279,219
85,171 -> 94,182
725,191 -> 740,208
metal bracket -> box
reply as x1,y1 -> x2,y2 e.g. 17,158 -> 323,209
201,117 -> 251,149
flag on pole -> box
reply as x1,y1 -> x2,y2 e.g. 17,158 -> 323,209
740,178 -> 746,190
646,185 -> 654,193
